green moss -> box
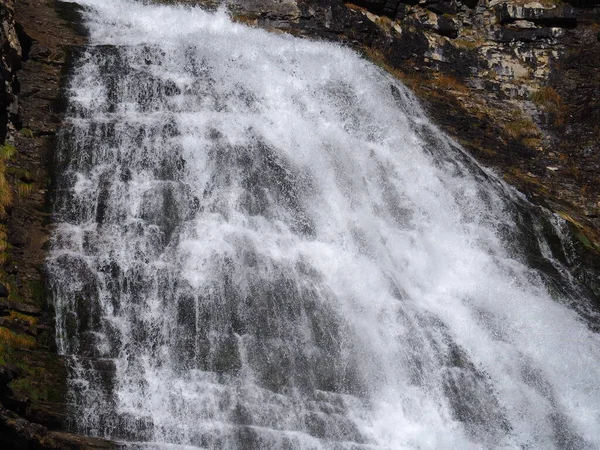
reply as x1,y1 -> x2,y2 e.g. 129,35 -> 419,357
19,128 -> 34,139
452,38 -> 484,50
10,378 -> 42,401
574,231 -> 600,251
531,86 -> 565,126
0,346 -> 7,366
29,280 -> 46,307
9,368 -> 62,403
0,144 -> 16,160
7,167 -> 35,183
8,311 -> 38,328
1,344 -> 67,404
0,145 -> 16,218
16,181 -> 35,198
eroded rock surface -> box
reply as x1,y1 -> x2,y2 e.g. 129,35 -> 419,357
0,0 -> 113,447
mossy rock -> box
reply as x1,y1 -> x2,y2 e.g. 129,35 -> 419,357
0,144 -> 17,160
18,128 -> 34,139
2,344 -> 68,410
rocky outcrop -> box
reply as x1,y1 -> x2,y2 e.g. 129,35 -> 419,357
0,403 -> 113,450
0,0 -> 113,447
0,0 -> 23,141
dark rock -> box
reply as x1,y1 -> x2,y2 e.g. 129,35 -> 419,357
462,0 -> 479,8
26,404 -> 68,431
437,15 -> 459,38
496,3 -> 577,28
427,1 -> 459,16
4,264 -> 18,275
383,0 -> 401,17
12,302 -> 39,315
28,45 -> 51,61
386,28 -> 430,63
14,22 -> 33,62
0,365 -> 18,387
0,403 -> 114,449
565,0 -> 600,7
7,223 -> 28,247
348,0 -> 386,14
492,26 -> 556,43
395,3 -> 408,20
54,1 -> 89,37
8,300 -> 41,315
0,283 -> 8,298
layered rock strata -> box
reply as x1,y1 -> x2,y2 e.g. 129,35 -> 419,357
0,0 -> 112,447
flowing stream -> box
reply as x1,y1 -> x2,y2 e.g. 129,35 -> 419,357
48,0 -> 600,448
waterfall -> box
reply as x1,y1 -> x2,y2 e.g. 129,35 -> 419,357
48,0 -> 600,448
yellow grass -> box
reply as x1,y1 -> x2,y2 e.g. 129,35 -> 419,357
0,327 -> 36,348
9,311 -> 39,328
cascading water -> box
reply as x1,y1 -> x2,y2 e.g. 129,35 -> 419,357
48,0 -> 600,448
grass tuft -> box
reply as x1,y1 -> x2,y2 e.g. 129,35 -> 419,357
16,182 -> 35,199
503,117 -> 540,140
0,144 -> 16,160
0,159 -> 13,219
19,128 -> 34,139
531,86 -> 565,126
8,311 -> 38,328
0,327 -> 36,348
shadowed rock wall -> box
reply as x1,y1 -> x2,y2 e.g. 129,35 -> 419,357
0,0 -> 113,447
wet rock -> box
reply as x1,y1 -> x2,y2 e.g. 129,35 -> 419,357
8,301 -> 41,316
0,403 -> 114,449
28,45 -> 50,61
228,0 -> 300,22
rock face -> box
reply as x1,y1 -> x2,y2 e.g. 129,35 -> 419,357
0,0 -> 22,141
0,0 -> 113,447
